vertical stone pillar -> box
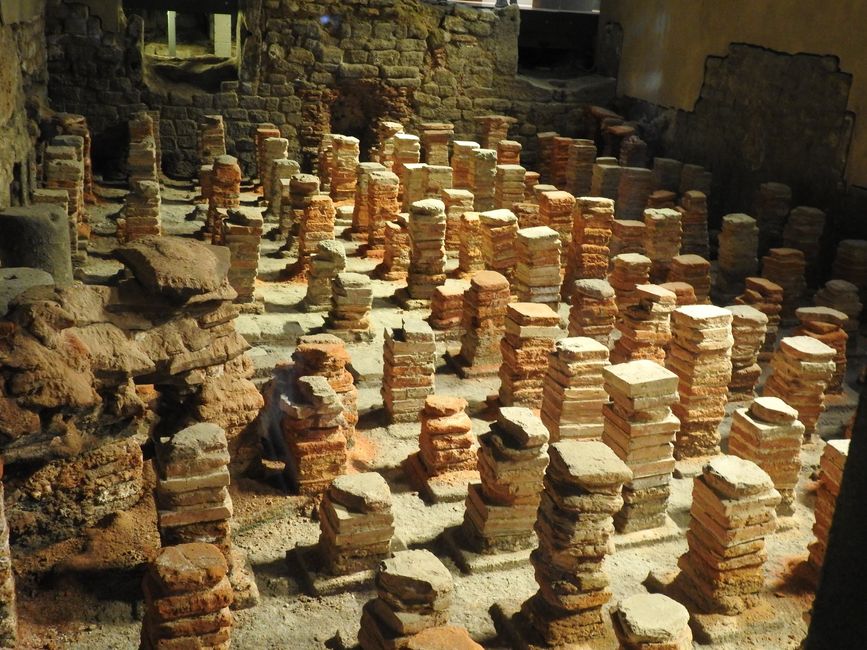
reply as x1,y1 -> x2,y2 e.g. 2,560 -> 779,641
498,303 -> 561,409
0,461 -> 17,648
140,544 -> 233,650
494,164 -> 526,210
296,194 -> 336,273
761,247 -> 806,321
677,456 -> 780,615
372,120 -> 404,168
538,189 -> 575,251
382,318 -> 436,423
831,239 -> 867,301
327,273 -> 374,341
451,140 -> 480,190
514,226 -> 561,308
591,157 -> 621,199
475,114 -> 517,150
735,277 -> 784,361
373,215 -> 411,281
457,212 -> 484,277
667,305 -> 733,459
208,155 -> 241,241
350,162 -> 386,238
716,213 -> 759,303
616,167 -> 653,220
520,440 -> 631,645
536,132 -> 557,183
441,188 -> 474,254
660,281 -> 696,308
461,408 -> 549,552
128,111 -> 158,185
119,179 -> 161,242
479,208 -> 518,283
678,163 -> 712,196
267,158 -> 300,221
610,253 -> 652,313
754,181 -> 791,254
541,337 -> 609,442
261,137 -> 288,203
643,208 -> 682,284
563,196 -> 615,299
402,162 -> 428,210
221,207 -> 263,306
679,190 -> 710,258
794,307 -> 848,394
406,199 -> 447,302
44,142 -> 84,237
667,254 -> 711,303
428,284 -> 466,339
814,280 -> 862,353
565,139 -> 596,196
610,217 -> 646,258
568,279 -> 618,344
304,240 -> 347,311
254,123 -> 280,183
366,171 -> 401,252
512,201 -> 541,229
199,114 -> 227,164
806,439 -> 849,584
318,473 -> 394,575
147,109 -> 162,173
198,164 -> 213,205
451,271 -> 511,376
417,395 -> 476,477
329,135 -> 360,201
55,113 -> 95,201
550,136 -> 573,188
496,139 -> 522,166
468,148 -> 497,212
652,157 -> 683,192
424,164 -> 453,198
523,171 -> 540,201
392,133 -> 421,191
602,359 -> 679,532
420,122 -> 454,166
612,594 -> 692,650
618,134 -> 647,168
611,284 -> 676,365
647,189 -> 677,208
724,305 -> 768,401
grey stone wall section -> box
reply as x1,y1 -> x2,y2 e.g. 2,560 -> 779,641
0,204 -> 74,287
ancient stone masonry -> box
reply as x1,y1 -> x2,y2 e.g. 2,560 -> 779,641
498,303 -> 561,409
520,440 -> 631,645
304,240 -> 347,312
382,318 -> 436,424
794,307 -> 848,394
373,215 -> 410,281
603,123 -> 633,158
762,336 -> 835,440
295,194 -> 336,275
141,544 -> 233,650
652,158 -> 684,193
261,137 -> 289,206
667,305 -> 734,459
497,140 -> 522,166
350,162 -> 387,239
832,239 -> 867,300
602,359 -> 680,533
667,254 -> 711,304
782,206 -> 826,285
550,136 -> 574,189
451,141 -> 481,191
716,214 -> 760,303
475,114 -> 517,150
406,199 -> 447,302
366,170 -> 401,253
610,253 -> 652,314
318,473 -> 395,575
512,201 -> 541,230
619,135 -> 648,168
255,124 -> 281,183
610,218 -> 646,258
535,132 -> 556,183
814,279 -> 862,352
728,397 -> 805,516
563,196 -> 615,299
372,120 -> 404,169
208,156 -> 242,241
568,278 -> 618,344
43,139 -> 85,259
754,181 -> 791,254
541,337 -> 610,442
53,113 -> 95,203
494,164 -> 526,211
221,208 -> 264,306
735,277 -> 784,361
761,247 -> 806,321
0,460 -> 16,648
807,439 -> 849,584
329,135 -> 360,202
281,173 -> 319,249
118,179 -> 161,243
199,115 -> 227,165
724,305 -> 768,401
538,190 -> 575,252
402,163 -> 427,211
677,456 -> 781,616
327,272 -> 374,342
426,165 -> 453,199
678,190 -> 710,258
643,208 -> 682,284
420,122 -> 454,166
128,111 -> 158,186
612,593 -> 692,650
441,188 -> 474,254
611,284 -> 676,365
646,189 -> 676,209
458,211 -> 485,277
392,133 -> 421,195
460,408 -> 549,553
267,158 -> 301,223
616,167 -> 653,220
591,157 -> 621,200
358,550 -> 453,649
523,172 -> 540,201
660,281 -> 697,310
565,139 -> 596,196
428,283 -> 466,341
469,148 -> 497,212
514,226 -> 561,308
479,208 -> 518,283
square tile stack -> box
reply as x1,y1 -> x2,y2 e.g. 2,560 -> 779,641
424,165 -> 453,199
616,167 -> 653,220
420,122 -> 454,166
457,211 -> 485,277
280,375 -> 347,495
610,218 -> 646,257
646,189 -> 677,209
417,395 -> 477,477
523,171 -> 540,201
402,162 -> 429,211
678,190 -> 710,258
536,132 -> 557,183
207,155 -> 242,240
479,208 -> 519,283
735,277 -> 784,361
619,134 -> 648,168
255,123 -> 280,183
454,271 -> 512,375
317,133 -> 334,187
0,460 -> 16,649
358,550 -> 453,649
366,170 -> 401,252
590,158 -> 621,199
318,473 -> 395,575
475,114 -> 517,150
643,208 -> 683,283
783,206 -> 826,285
602,359 -> 680,533
652,157 -> 683,193
515,225 -> 562,308
831,239 -> 867,300
563,196 -> 615,299
667,254 -> 711,303
807,439 -> 849,582
678,456 -> 781,615
428,283 -> 467,338
604,124 -> 634,159
461,407 -> 550,552
221,208 -> 264,304
350,162 -> 386,238
521,440 -> 631,645
728,397 -> 805,516
568,278 -> 618,344
678,163 -> 712,196
296,194 -> 336,273
287,173 -> 320,240
392,133 -> 422,191
612,593 -> 692,650
610,253 -> 652,313
814,279 -> 862,352
382,318 -> 436,423
611,284 -> 676,365
373,215 -> 410,281
373,120 -> 404,168
120,179 -> 161,242
724,305 -> 768,401
261,137 -> 289,202
469,148 -> 498,212
327,272 -> 374,339
754,181 -> 791,253
659,281 -> 697,307
499,303 -> 561,409
494,164 -> 527,211
565,139 -> 597,196
128,112 -> 158,186
761,247 -> 806,320
497,139 -> 522,166
540,337 -> 610,442
538,190 -> 576,250
667,305 -> 734,459
267,158 -> 301,222
716,213 -> 759,302
198,114 -> 226,164
794,306 -> 848,394
533,184 -> 558,203
451,140 -> 481,190
407,199 -> 447,301
141,544 -> 233,650
512,201 -> 541,229
154,423 -> 233,555
762,336 -> 836,440
46,136 -> 85,231
551,136 -> 574,189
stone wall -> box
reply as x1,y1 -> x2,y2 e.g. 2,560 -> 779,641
46,0 -> 614,179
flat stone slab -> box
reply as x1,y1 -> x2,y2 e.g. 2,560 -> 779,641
444,350 -> 500,378
673,456 -> 714,479
404,453 -> 479,504
392,287 -> 432,311
490,600 -> 616,650
441,527 -> 533,575
288,540 -> 406,598
614,514 -> 682,550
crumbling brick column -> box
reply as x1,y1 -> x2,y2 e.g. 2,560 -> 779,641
735,277 -> 784,361
329,135 -> 360,201
304,240 -> 347,312
254,123 -> 280,184
814,280 -> 862,353
716,213 -> 759,303
451,140 -> 480,190
512,201 -> 541,229
295,194 -> 336,275
762,247 -> 806,321
128,111 -> 158,186
406,199 -> 447,302
515,226 -> 561,308
479,208 -> 518,283
199,114 -> 227,165
754,181 -> 791,254
498,303 -> 560,409
794,307 -> 848,394
724,305 -> 768,401
350,162 -> 386,239
413,395 -> 476,480
565,139 -> 596,196
373,215 -> 410,281
402,162 -> 428,210
457,211 -> 484,277
428,284 -> 466,340
610,253 -> 652,314
221,208 -> 263,306
619,134 -> 647,168
266,158 -> 300,222
568,278 -> 618,344
468,148 -> 497,212
366,170 -> 401,253
494,164 -> 525,211
611,284 -> 676,365
208,155 -> 242,241
679,190 -> 709,258
261,137 -> 288,203
563,196 -> 615,299
54,113 -> 95,202
652,157 -> 683,192
372,119 -> 404,168
643,208 -> 683,284
667,254 -> 711,303
424,164 -> 453,199
831,239 -> 867,300
616,167 -> 653,220
282,173 -> 319,252
327,272 -> 374,342
420,122 -> 454,166
806,439 -> 849,584
536,132 -> 557,183
441,188 -> 474,254
538,189 -> 575,252
382,318 -> 436,423
550,135 -> 573,188
590,158 -> 621,199
119,179 -> 161,242
610,218 -> 645,258
450,271 -> 511,377
392,133 -> 421,194
475,114 -> 517,150
497,139 -> 522,166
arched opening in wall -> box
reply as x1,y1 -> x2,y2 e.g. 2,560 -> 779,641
330,81 -> 412,159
